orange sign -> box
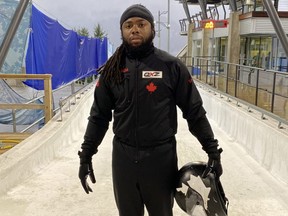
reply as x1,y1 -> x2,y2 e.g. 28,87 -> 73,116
204,21 -> 214,29
201,20 -> 228,29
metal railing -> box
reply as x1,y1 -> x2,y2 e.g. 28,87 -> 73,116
181,56 -> 288,126
57,81 -> 94,122
0,76 -> 93,133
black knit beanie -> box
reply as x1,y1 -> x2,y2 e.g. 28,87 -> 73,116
120,4 -> 154,28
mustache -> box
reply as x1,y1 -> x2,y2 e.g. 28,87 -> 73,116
122,33 -> 154,47
121,29 -> 155,44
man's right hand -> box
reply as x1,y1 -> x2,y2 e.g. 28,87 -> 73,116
79,161 -> 96,194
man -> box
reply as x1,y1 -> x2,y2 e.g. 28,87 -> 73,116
78,4 -> 223,216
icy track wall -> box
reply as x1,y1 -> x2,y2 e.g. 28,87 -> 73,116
0,86 -> 94,195
1,83 -> 288,195
198,85 -> 288,185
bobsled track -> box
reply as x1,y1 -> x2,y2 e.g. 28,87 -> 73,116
0,82 -> 288,216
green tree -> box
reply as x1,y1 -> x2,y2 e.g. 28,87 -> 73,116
93,23 -> 106,39
76,27 -> 90,37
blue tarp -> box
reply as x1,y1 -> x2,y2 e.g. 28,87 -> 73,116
25,5 -> 108,90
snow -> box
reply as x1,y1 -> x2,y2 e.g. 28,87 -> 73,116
0,83 -> 288,216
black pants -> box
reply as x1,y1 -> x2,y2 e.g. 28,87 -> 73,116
112,137 -> 178,216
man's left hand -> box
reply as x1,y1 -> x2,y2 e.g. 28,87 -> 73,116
79,162 -> 96,194
202,148 -> 223,179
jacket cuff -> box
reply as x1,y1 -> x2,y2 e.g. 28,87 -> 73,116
80,119 -> 108,158
78,150 -> 94,164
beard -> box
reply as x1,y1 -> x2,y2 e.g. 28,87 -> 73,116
122,32 -> 155,58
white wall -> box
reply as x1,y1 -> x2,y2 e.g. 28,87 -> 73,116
240,17 -> 288,35
1,82 -> 287,196
0,86 -> 94,195
278,0 -> 288,11
198,84 -> 288,185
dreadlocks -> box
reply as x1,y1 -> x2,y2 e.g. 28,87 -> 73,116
97,44 -> 126,84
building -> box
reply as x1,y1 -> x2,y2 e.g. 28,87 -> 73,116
175,0 -> 288,121
176,0 -> 288,71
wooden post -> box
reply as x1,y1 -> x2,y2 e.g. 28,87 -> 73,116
43,76 -> 53,123
0,74 -> 53,123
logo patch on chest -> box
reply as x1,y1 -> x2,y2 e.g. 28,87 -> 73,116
142,71 -> 163,78
146,82 -> 157,93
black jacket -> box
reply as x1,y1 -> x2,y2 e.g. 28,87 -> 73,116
82,47 -> 218,155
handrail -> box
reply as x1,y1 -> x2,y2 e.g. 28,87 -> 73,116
191,56 -> 288,74
196,80 -> 288,129
181,56 -> 288,125
57,82 -> 94,122
0,74 -> 51,79
0,74 -> 95,134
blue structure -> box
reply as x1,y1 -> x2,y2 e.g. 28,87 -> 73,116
25,6 -> 108,90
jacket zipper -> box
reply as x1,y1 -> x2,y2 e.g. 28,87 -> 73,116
134,59 -> 140,163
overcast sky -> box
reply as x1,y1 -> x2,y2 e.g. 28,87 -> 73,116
30,1 -> 288,55
32,0 -> 200,55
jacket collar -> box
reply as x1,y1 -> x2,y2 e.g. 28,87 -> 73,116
124,43 -> 154,59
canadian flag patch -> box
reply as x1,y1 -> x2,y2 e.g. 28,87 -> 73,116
142,71 -> 163,78
146,82 -> 157,93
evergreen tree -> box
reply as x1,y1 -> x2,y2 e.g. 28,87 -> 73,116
76,27 -> 90,37
93,23 -> 107,39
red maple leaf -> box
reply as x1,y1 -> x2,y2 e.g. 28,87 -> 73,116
146,82 -> 157,93
96,80 -> 100,88
121,67 -> 129,73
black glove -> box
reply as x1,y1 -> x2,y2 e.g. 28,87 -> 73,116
202,148 -> 223,179
78,151 -> 96,194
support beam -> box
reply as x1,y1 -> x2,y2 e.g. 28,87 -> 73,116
0,133 -> 32,140
182,0 -> 192,23
44,77 -> 53,123
186,23 -> 194,67
0,74 -> 53,124
198,0 -> 208,19
0,0 -> 30,72
227,12 -> 240,75
228,0 -> 238,12
274,0 -> 279,10
262,0 -> 288,58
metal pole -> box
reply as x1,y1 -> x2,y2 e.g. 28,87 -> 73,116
255,69 -> 259,106
274,0 -> 279,10
12,109 -> 17,132
221,1 -> 227,19
167,0 -> 170,53
158,11 -> 161,49
198,0 -> 208,19
0,0 -> 30,72
271,72 -> 276,113
228,0 -> 238,12
262,0 -> 288,58
182,0 -> 191,24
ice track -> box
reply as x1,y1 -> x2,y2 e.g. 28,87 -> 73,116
1,84 -> 288,216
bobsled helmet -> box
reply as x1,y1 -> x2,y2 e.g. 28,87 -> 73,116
175,161 -> 229,216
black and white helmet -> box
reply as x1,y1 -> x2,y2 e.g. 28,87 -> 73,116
175,161 -> 229,216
